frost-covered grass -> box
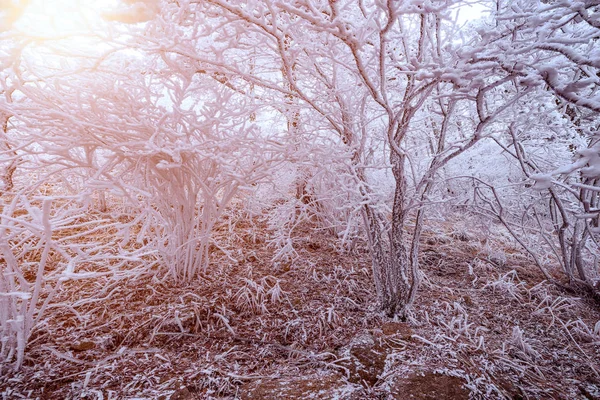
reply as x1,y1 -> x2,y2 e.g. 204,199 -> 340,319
1,211 -> 599,399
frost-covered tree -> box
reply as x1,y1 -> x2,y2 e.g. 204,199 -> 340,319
0,0 -> 288,368
2,0 -> 597,357
113,0 -> 537,317
465,0 -> 600,293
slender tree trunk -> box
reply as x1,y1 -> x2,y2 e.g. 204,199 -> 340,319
386,151 -> 412,317
360,150 -> 415,318
0,111 -> 17,195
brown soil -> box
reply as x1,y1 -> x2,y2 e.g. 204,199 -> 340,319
391,372 -> 470,400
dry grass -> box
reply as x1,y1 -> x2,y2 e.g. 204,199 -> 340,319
1,212 -> 599,399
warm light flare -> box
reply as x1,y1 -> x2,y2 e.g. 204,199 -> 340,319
13,0 -> 117,39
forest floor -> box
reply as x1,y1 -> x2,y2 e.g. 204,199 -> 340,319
1,212 -> 600,399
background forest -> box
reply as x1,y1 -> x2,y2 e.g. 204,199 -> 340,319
1,0 -> 600,398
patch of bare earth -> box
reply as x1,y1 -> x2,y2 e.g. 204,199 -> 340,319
1,214 -> 600,399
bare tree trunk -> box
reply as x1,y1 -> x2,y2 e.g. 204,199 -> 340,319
386,151 -> 412,317
360,151 -> 415,319
0,111 -> 17,195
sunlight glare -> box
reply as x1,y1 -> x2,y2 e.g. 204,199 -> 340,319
14,0 -> 117,39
